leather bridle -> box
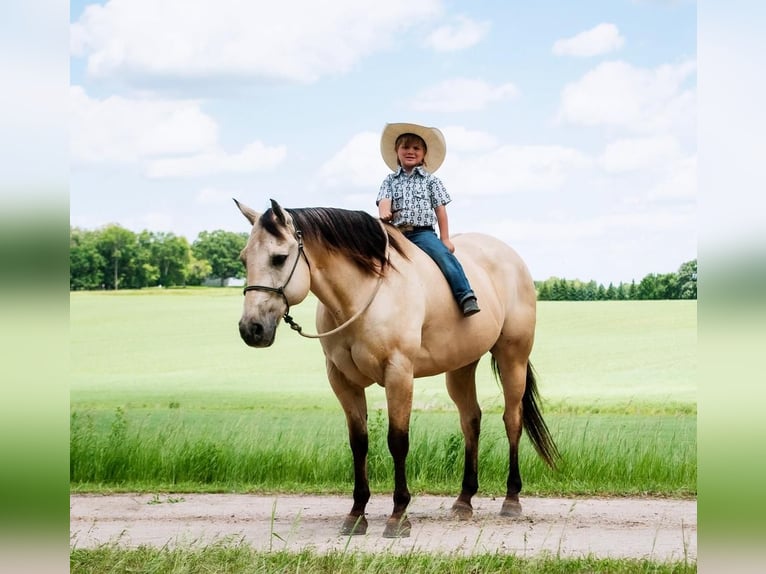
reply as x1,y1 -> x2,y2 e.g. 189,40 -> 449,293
242,225 -> 389,339
242,230 -> 309,334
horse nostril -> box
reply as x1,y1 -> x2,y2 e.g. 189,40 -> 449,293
239,319 -> 264,343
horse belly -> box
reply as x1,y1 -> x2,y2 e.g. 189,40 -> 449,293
413,327 -> 498,378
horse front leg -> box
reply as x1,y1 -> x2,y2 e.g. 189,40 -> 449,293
342,413 -> 371,535
382,369 -> 414,538
327,363 -> 370,535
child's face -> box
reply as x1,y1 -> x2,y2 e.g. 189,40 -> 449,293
396,137 -> 426,171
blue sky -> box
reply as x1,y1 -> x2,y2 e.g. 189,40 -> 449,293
69,0 -> 697,285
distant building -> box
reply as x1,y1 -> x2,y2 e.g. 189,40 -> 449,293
202,277 -> 245,287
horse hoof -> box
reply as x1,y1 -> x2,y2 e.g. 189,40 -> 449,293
340,515 -> 368,536
500,500 -> 522,517
451,501 -> 473,520
382,516 -> 411,538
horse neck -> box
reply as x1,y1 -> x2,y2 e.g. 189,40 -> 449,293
304,244 -> 378,314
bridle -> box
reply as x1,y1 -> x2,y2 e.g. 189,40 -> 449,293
242,225 -> 389,339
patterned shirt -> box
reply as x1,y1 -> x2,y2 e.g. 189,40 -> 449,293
376,166 -> 452,228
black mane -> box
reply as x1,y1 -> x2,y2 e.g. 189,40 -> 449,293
260,207 -> 406,276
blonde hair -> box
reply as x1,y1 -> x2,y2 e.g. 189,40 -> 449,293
394,133 -> 428,167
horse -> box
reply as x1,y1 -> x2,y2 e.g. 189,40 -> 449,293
235,198 -> 559,538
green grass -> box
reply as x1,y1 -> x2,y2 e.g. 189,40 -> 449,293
70,290 -> 696,412
70,290 -> 696,496
70,406 -> 695,496
70,543 -> 696,574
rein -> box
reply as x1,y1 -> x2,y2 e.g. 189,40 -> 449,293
242,224 -> 390,339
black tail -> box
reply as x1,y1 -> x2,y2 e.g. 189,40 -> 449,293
491,358 -> 560,469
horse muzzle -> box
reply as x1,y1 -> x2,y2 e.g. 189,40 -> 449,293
238,316 -> 278,348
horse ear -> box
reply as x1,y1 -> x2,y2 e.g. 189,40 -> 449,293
270,199 -> 289,227
233,199 -> 260,226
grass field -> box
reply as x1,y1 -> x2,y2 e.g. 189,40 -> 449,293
70,290 -> 696,497
70,289 -> 696,412
70,290 -> 697,572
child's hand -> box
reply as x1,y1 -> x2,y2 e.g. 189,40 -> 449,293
441,237 -> 455,253
378,199 -> 393,222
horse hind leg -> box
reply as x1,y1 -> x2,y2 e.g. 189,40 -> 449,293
494,354 -> 560,518
491,352 -> 528,517
445,361 -> 481,520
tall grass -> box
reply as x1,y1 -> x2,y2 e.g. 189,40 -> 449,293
70,544 -> 696,574
70,406 -> 696,496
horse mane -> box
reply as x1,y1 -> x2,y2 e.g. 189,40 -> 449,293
260,207 -> 407,276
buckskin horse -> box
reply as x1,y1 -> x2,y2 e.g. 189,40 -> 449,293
236,199 -> 559,538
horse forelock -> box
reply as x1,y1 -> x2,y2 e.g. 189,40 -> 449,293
258,209 -> 290,239
268,207 -> 405,276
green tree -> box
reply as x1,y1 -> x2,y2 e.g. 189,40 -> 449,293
551,278 -> 567,301
97,225 -> 138,290
144,231 -> 191,286
616,282 -> 627,300
537,281 -> 551,301
192,230 -> 248,285
677,259 -> 697,299
70,227 -> 106,290
184,255 -> 213,286
583,280 -> 598,301
655,272 -> 679,299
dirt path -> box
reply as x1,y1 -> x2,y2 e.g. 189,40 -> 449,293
70,493 -> 696,561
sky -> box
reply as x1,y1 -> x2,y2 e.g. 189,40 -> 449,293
69,0 -> 697,285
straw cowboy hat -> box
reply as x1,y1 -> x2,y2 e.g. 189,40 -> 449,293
380,122 -> 447,173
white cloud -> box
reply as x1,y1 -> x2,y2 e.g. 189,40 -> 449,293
411,78 -> 518,112
552,23 -> 625,57
71,0 -> 442,84
490,210 -> 693,243
145,141 -> 286,179
317,131 -> 389,189
648,155 -> 697,200
70,85 -> 218,163
441,126 -> 498,152
557,59 -> 696,135
426,16 -> 490,52
444,145 -> 591,195
598,135 -> 681,173
597,136 -> 696,202
196,187 -> 239,205
71,85 -> 287,177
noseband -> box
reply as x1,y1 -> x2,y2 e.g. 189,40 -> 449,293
242,223 -> 390,339
242,230 -> 309,333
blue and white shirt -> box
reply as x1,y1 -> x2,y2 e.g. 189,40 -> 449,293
376,166 -> 452,228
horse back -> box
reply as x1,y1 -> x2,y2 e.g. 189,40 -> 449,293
405,232 -> 537,376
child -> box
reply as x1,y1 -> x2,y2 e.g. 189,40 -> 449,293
376,122 -> 480,317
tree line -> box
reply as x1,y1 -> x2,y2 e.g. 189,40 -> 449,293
536,259 -> 697,300
70,224 -> 248,290
70,224 -> 696,300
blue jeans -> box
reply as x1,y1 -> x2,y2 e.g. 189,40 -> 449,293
404,228 -> 475,305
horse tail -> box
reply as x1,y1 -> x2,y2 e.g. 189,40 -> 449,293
491,358 -> 560,469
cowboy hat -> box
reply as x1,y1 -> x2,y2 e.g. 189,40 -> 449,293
380,122 -> 446,173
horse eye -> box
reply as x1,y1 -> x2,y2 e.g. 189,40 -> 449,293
271,254 -> 288,267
